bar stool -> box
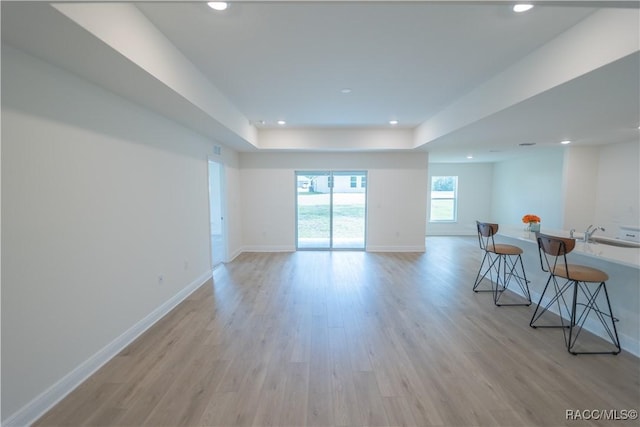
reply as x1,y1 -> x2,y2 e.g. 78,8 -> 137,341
473,221 -> 532,306
529,233 -> 621,355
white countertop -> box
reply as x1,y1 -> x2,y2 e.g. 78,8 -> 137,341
498,225 -> 640,269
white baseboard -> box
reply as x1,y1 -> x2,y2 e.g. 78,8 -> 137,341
232,246 -> 429,255
226,247 -> 243,263
241,245 -> 296,252
232,246 -> 428,255
3,270 -> 212,427
426,231 -> 476,236
619,333 -> 640,357
366,245 -> 426,252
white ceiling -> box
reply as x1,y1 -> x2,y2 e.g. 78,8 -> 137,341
2,1 -> 639,162
135,1 -> 596,128
422,51 -> 640,160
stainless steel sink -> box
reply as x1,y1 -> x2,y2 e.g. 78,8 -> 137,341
590,236 -> 640,248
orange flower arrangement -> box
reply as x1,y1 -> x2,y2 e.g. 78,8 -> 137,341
522,214 -> 541,224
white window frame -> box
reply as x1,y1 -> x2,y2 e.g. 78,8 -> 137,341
429,176 -> 458,223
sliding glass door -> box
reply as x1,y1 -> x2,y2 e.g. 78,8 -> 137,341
296,171 -> 366,250
331,171 -> 367,249
296,171 -> 331,249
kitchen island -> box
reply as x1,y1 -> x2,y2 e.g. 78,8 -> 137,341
496,225 -> 640,356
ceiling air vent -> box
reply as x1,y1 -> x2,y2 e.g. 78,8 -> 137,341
519,142 -> 536,146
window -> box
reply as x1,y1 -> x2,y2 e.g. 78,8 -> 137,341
361,176 -> 367,188
430,176 -> 458,222
350,176 -> 357,188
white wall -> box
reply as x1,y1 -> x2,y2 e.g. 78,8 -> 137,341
240,161 -> 296,251
427,162 -> 494,235
491,148 -> 565,230
258,128 -> 414,150
1,45 -> 231,422
239,152 -> 428,252
561,145 -> 599,232
487,142 -> 640,237
594,140 -> 640,237
561,141 -> 640,237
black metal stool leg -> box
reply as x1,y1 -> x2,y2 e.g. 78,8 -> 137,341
494,254 -> 531,307
601,282 -> 621,355
530,275 -> 573,329
473,252 -> 493,293
493,255 -> 503,305
516,255 -> 532,304
530,275 -> 553,327
567,280 -> 579,354
567,281 -> 621,355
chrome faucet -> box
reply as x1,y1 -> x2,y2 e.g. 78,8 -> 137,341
584,225 -> 605,243
569,228 -> 575,238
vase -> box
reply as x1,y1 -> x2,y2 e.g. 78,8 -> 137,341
527,222 -> 540,232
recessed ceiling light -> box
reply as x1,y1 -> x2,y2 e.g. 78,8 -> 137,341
341,88 -> 352,94
207,2 -> 228,11
389,120 -> 399,125
277,120 -> 286,125
466,155 -> 473,159
513,4 -> 534,13
560,140 -> 572,145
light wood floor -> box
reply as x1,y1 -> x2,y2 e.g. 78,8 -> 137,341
35,237 -> 639,427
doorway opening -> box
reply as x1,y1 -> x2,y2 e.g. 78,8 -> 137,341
208,159 -> 226,267
296,171 -> 367,250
